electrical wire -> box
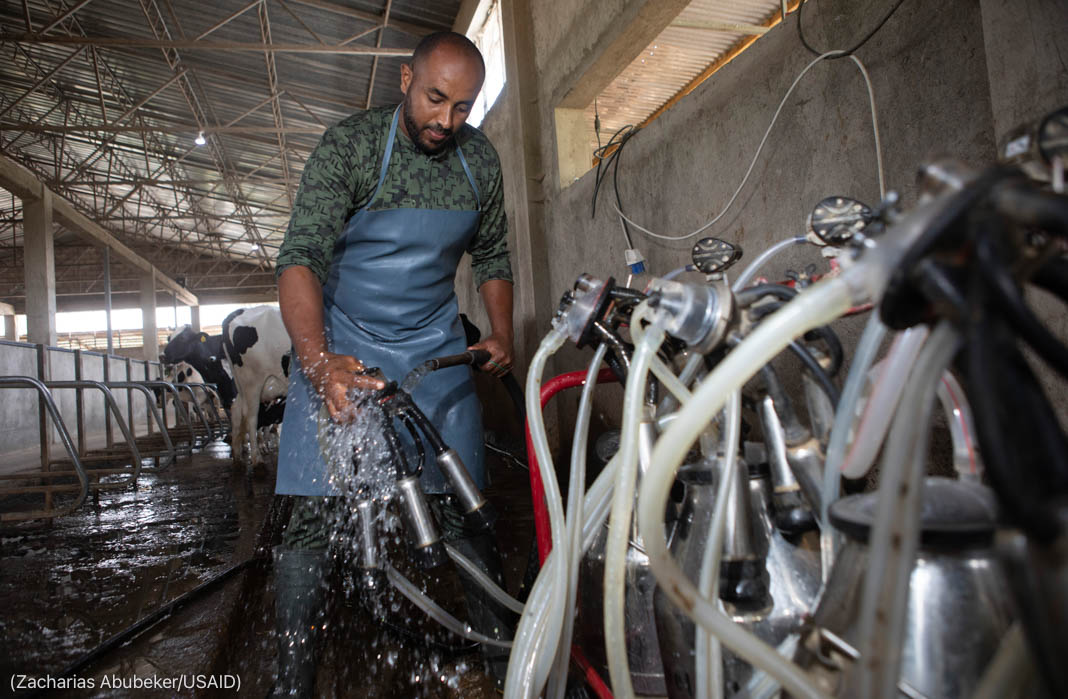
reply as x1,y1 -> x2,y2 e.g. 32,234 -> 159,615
796,0 -> 908,60
611,51 -> 885,241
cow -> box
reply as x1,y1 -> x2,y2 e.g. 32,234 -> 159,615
163,361 -> 217,414
161,327 -> 237,411
221,305 -> 291,467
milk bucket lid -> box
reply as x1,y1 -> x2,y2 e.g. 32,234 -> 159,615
829,477 -> 999,549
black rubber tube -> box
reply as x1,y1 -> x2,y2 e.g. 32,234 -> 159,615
47,559 -> 257,688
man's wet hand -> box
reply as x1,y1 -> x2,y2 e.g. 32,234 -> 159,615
469,333 -> 514,378
302,351 -> 386,421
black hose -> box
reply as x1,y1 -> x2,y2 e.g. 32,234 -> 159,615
735,283 -> 798,308
991,181 -> 1068,238
396,396 -> 447,454
788,340 -> 841,408
802,325 -> 844,377
977,234 -> 1068,379
397,411 -> 427,473
47,558 -> 258,688
963,263 -> 1066,541
1032,255 -> 1068,303
500,372 -> 526,424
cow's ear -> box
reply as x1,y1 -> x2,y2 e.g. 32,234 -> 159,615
198,333 -> 208,342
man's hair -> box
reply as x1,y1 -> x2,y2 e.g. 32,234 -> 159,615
410,31 -> 485,75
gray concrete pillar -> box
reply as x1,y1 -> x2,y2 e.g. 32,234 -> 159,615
141,269 -> 158,362
3,315 -> 15,340
23,189 -> 56,346
190,304 -> 201,333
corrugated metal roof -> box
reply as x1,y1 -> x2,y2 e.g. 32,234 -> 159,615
0,0 -> 458,304
587,0 -> 784,156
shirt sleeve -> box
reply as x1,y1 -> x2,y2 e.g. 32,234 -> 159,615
275,124 -> 366,285
467,144 -> 513,288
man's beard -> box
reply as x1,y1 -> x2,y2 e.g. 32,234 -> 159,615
402,95 -> 453,156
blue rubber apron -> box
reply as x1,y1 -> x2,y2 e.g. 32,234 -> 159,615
277,107 -> 484,496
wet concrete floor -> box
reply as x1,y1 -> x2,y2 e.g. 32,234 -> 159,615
0,436 -> 536,698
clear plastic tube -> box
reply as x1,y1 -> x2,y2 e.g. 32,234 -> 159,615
638,273 -> 858,699
695,390 -> 741,699
840,325 -> 929,478
855,322 -> 960,699
605,301 -> 662,699
444,544 -> 525,614
384,563 -> 513,648
548,343 -> 608,699
506,327 -> 569,699
649,353 -> 693,403
936,370 -> 983,480
732,236 -> 809,291
819,314 -> 887,575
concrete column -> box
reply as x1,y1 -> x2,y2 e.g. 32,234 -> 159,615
190,304 -> 201,333
104,246 -> 113,355
140,269 -> 158,361
3,315 -> 15,340
23,189 -> 56,346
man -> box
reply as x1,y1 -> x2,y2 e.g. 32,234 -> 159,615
273,32 -> 515,695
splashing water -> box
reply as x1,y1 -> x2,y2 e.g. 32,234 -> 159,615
399,362 -> 433,394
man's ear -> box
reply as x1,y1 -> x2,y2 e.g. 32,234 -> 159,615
400,62 -> 413,95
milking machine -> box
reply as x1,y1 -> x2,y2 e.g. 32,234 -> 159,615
502,106 -> 1068,699
340,350 -> 522,652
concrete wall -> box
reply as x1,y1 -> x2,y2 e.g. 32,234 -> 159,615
0,342 -> 165,467
460,0 -> 1068,444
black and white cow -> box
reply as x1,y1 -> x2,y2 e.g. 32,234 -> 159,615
221,305 -> 291,467
161,327 -> 238,410
158,361 -> 214,411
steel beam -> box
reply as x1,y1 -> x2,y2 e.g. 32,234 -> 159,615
0,34 -> 414,54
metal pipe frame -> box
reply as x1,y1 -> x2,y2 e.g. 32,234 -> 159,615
0,376 -> 88,522
43,379 -> 143,482
104,382 -> 176,467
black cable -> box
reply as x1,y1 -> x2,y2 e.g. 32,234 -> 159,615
991,181 -> 1068,238
797,0 -> 908,59
397,411 -> 427,474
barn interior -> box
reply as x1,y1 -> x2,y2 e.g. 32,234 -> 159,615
1,0 -> 1067,697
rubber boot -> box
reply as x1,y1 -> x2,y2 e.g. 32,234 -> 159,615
430,494 -> 517,689
452,531 -> 517,688
271,547 -> 328,698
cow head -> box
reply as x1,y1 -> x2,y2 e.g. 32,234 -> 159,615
162,325 -> 212,365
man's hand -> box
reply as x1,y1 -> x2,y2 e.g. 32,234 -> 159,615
302,351 -> 386,422
469,333 -> 514,378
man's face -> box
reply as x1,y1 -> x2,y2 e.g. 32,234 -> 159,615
399,46 -> 484,155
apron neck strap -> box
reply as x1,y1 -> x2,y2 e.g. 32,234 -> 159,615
368,105 -> 481,211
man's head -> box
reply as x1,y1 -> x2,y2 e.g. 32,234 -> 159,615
399,32 -> 485,155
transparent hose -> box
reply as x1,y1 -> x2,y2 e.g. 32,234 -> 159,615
819,314 -> 887,575
936,370 -> 983,480
855,321 -> 960,699
695,390 -> 741,699
840,326 -> 929,479
506,327 -> 569,699
444,544 -> 525,614
605,301 -> 662,699
384,563 -> 513,648
638,274 -> 858,699
732,236 -> 809,290
548,343 -> 608,699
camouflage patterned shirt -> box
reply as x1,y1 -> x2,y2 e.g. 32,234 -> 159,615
276,105 -> 512,289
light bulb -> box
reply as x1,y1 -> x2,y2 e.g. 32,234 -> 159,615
194,132 -> 206,146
